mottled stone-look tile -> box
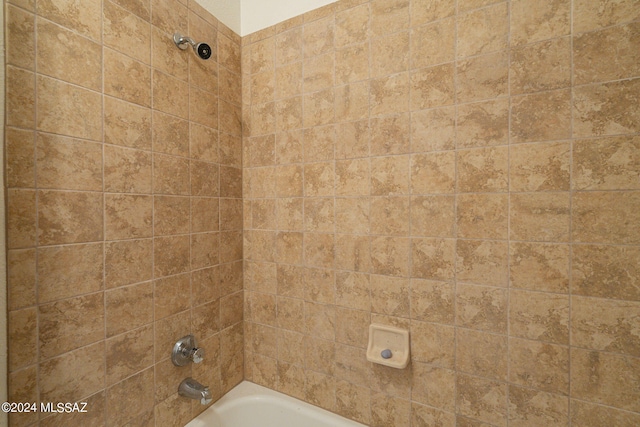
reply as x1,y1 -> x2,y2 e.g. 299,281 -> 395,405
410,237 -> 455,281
151,0 -> 187,34
371,73 -> 410,115
105,239 -> 152,289
410,0 -> 454,26
335,307 -> 370,349
576,24 -> 640,86
154,196 -> 190,236
510,242 -> 569,293
6,66 -> 35,130
304,162 -> 335,197
412,362 -> 455,411
336,43 -> 370,84
456,328 -> 507,380
336,198 -> 370,234
573,0 -> 640,33
104,96 -> 152,150
6,127 -> 35,188
510,192 -> 570,242
103,1 -> 150,66
371,31 -> 409,78
8,308 -> 37,371
304,232 -> 335,269
7,5 -> 35,70
38,190 -> 103,245
508,386 -> 569,427
304,52 -> 334,93
573,136 -> 640,191
456,51 -> 508,103
8,366 -> 38,426
104,48 -> 151,107
370,275 -> 410,317
335,81 -> 369,123
371,114 -> 411,155
106,282 -> 153,337
410,279 -> 454,324
370,0 -> 408,36
371,236 -> 411,277
457,193 -> 508,240
456,239 -> 508,287
152,69 -> 189,119
104,145 -> 152,193
411,17 -> 455,69
154,273 -> 190,320
572,244 -> 640,301
303,89 -> 335,127
410,402 -> 455,427
104,194 -> 153,240
305,370 -> 335,412
8,249 -> 36,310
456,283 -> 507,333
38,243 -> 103,303
36,133 -> 102,191
573,78 -> 640,137
106,367 -> 155,426
456,374 -> 507,427
8,189 -> 36,249
152,111 -> 189,157
335,3 -> 370,48
457,99 -> 509,148
154,235 -> 190,277
411,106 -> 455,153
275,27 -> 302,65
371,393 -> 410,427
39,292 -> 104,359
410,64 -> 454,110
153,153 -> 189,195
36,75 -> 102,141
40,343 -> 105,403
571,348 -> 640,412
572,191 -> 640,244
106,324 -> 154,386
335,234 -> 371,272
511,37 -> 571,95
571,296 -> 640,356
335,380 -> 370,425
411,195 -> 455,237
303,16 -> 334,58
411,320 -> 454,368
509,337 -> 569,395
510,0 -> 570,46
457,2 -> 508,58
371,155 -> 410,195
111,0 -> 151,22
457,146 -> 508,193
37,0 -> 102,41
303,198 -> 334,233
511,141 -> 571,191
275,62 -> 302,100
511,89 -> 571,143
36,18 -> 102,91
510,289 -> 569,344
411,152 -> 456,193
571,399 -> 640,427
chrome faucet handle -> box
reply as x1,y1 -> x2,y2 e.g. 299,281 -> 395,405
191,346 -> 205,364
172,335 -> 205,366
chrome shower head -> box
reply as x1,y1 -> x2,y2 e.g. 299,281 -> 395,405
173,33 -> 212,60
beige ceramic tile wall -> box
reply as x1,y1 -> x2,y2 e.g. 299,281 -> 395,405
5,0 -> 243,425
242,0 -> 640,426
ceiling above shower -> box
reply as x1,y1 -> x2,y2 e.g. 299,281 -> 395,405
194,0 -> 337,36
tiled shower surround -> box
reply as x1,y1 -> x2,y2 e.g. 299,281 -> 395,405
5,0 -> 640,426
241,0 -> 640,426
5,0 -> 243,425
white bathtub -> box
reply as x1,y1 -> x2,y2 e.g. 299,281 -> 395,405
185,381 -> 368,427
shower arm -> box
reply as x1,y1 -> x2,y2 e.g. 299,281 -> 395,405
173,33 -> 197,50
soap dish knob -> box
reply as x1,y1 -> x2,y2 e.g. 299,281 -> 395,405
381,349 -> 392,359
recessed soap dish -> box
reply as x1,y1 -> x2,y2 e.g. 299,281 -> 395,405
366,323 -> 410,369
